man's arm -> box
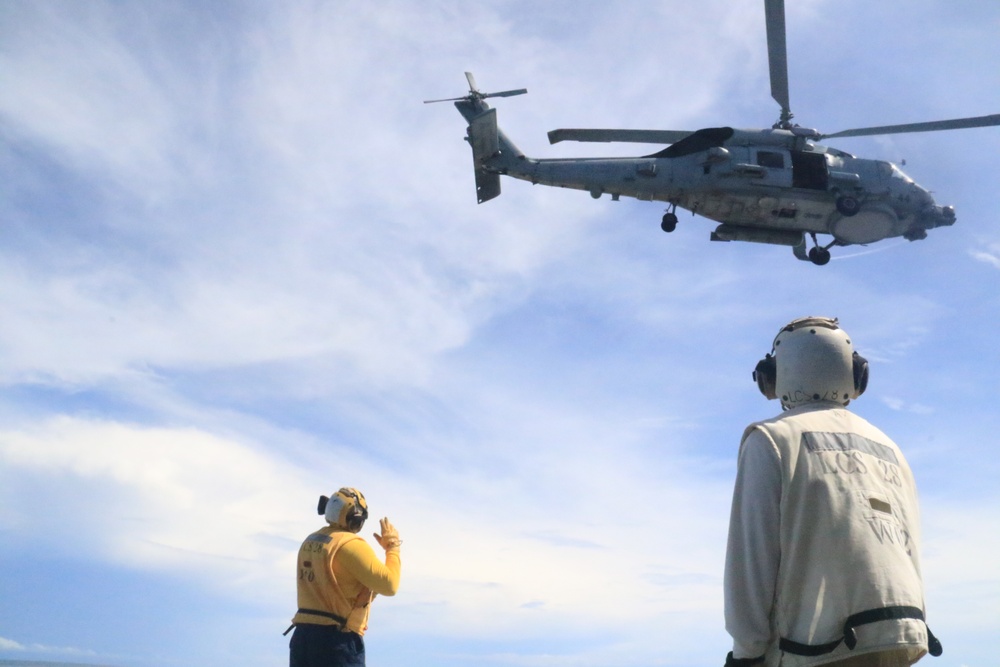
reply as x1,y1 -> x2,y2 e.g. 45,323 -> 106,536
724,427 -> 781,659
338,519 -> 401,596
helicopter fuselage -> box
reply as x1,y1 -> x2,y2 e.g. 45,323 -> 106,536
454,98 -> 956,263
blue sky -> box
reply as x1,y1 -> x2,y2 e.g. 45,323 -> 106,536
1,1 -> 998,666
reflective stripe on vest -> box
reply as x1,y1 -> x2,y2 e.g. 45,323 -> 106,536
779,605 -> 943,658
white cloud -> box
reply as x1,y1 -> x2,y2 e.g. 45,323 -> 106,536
0,634 -> 100,658
0,637 -> 25,651
879,396 -> 934,415
1,2 -> 626,394
921,498 -> 1000,636
0,397 -> 731,647
0,418 -> 306,586
969,248 -> 1000,269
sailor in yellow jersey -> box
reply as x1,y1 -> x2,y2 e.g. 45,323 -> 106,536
287,487 -> 401,667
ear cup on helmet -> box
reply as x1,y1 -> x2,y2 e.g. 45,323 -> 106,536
852,352 -> 869,397
341,488 -> 369,533
754,353 -> 778,400
323,488 -> 370,532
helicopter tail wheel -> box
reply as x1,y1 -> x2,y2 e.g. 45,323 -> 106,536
836,195 -> 861,217
661,212 -> 678,233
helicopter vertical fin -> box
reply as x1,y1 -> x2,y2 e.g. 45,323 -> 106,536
474,168 -> 501,204
467,108 -> 501,203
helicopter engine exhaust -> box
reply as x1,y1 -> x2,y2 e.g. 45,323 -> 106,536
711,224 -> 803,247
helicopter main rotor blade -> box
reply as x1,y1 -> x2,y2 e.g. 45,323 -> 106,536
821,113 -> 1000,139
424,95 -> 468,104
548,128 -> 694,145
482,88 -> 528,99
764,0 -> 791,126
465,71 -> 478,92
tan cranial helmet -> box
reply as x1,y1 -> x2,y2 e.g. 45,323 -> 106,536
318,487 -> 369,533
753,316 -> 869,409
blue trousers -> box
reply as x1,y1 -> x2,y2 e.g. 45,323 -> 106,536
289,624 -> 366,667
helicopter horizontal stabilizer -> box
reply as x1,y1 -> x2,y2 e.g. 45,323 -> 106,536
468,108 -> 501,203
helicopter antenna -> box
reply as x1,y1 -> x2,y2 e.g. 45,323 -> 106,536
764,0 -> 793,128
424,71 -> 527,104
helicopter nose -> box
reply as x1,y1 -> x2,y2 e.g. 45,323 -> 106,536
934,204 -> 957,226
918,184 -> 954,219
906,202 -> 956,240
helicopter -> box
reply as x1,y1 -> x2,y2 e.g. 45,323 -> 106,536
426,0 -> 1000,265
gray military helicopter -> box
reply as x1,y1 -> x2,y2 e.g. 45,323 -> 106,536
426,0 -> 1000,265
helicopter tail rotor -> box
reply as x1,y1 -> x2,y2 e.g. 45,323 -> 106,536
424,71 -> 527,104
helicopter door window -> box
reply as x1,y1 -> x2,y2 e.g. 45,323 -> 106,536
791,151 -> 828,190
756,151 -> 785,169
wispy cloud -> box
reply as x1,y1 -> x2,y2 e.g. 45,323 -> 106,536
0,634 -> 100,657
969,248 -> 1000,269
879,396 -> 934,415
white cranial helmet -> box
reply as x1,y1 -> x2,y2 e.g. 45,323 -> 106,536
754,316 -> 869,410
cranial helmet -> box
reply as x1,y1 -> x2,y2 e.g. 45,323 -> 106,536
753,316 -> 869,409
317,487 -> 369,533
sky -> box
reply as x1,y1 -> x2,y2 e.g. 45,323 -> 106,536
1,1 -> 998,666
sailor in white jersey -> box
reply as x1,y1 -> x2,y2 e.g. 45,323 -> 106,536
724,317 -> 941,667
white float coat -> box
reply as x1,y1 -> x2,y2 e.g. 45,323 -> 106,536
724,402 -> 930,667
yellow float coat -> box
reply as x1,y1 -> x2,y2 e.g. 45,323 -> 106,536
292,525 -> 400,635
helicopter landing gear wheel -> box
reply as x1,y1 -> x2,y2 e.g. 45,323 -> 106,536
808,246 -> 831,266
836,195 -> 861,217
661,211 -> 678,233
806,233 -> 835,266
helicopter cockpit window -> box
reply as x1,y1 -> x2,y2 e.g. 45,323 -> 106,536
889,163 -> 914,183
756,151 -> 785,169
648,127 -> 735,158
